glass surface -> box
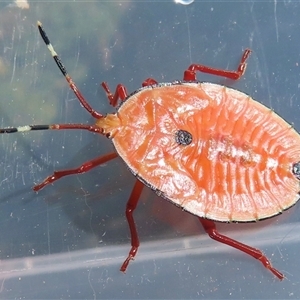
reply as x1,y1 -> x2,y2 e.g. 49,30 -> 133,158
0,1 -> 300,298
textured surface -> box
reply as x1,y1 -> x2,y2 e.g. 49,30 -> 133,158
98,82 -> 300,222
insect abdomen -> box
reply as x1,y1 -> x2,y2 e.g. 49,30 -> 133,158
183,85 -> 292,220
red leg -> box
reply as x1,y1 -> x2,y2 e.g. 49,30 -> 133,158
33,152 -> 118,191
120,179 -> 144,272
184,49 -> 251,81
199,218 -> 284,280
101,82 -> 128,107
142,78 -> 158,87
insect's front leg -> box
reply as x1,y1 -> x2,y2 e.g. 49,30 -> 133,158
101,82 -> 128,107
33,152 -> 118,191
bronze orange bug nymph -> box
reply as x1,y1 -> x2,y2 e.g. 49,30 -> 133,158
2,21 -> 300,281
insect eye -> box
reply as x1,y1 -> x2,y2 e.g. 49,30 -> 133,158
175,129 -> 193,146
292,162 -> 300,180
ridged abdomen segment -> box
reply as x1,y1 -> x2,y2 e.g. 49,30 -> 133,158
194,84 -> 300,221
112,82 -> 300,222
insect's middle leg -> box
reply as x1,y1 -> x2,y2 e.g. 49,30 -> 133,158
199,218 -> 284,280
33,152 -> 118,191
120,179 -> 144,272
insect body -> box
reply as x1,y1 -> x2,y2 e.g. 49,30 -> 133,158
2,21 -> 300,280
105,82 -> 300,222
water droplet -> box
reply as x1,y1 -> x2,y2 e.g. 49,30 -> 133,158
174,0 -> 194,5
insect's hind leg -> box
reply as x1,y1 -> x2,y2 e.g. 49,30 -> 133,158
199,218 -> 284,280
184,49 -> 251,81
120,179 -> 144,272
33,152 -> 118,191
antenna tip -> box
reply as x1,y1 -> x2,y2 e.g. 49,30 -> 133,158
37,20 -> 42,27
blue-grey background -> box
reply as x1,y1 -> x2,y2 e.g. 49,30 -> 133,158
0,1 -> 300,299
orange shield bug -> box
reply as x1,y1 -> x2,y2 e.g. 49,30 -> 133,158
1,21 -> 300,281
